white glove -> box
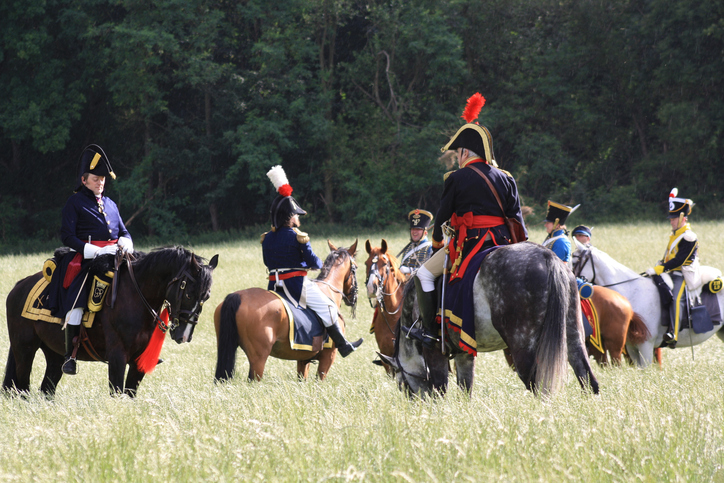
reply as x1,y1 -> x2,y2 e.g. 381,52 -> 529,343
645,267 -> 657,276
118,236 -> 134,253
83,244 -> 101,259
399,266 -> 412,275
96,244 -> 119,257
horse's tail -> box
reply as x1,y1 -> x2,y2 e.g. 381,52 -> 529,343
214,292 -> 241,383
2,347 -> 17,392
626,312 -> 650,345
533,258 -> 570,395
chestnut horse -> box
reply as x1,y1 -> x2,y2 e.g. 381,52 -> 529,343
584,285 -> 650,365
214,240 -> 358,382
364,239 -> 407,374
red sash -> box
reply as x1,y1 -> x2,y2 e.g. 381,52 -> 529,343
268,270 -> 308,281
448,213 -> 504,281
63,240 -> 117,289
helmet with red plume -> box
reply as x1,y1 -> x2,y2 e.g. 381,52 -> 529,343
267,165 -> 307,229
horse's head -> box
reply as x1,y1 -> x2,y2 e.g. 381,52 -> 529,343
324,240 -> 359,310
364,239 -> 405,303
378,283 -> 446,398
571,237 -> 595,282
167,252 -> 219,344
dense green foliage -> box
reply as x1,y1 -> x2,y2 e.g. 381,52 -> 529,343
1,0 -> 722,246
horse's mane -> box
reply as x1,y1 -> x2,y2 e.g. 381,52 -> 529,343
132,246 -> 214,292
591,246 -> 640,278
384,251 -> 407,285
317,248 -> 353,281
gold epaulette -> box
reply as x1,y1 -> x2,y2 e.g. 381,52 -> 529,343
293,227 -> 310,244
494,167 -> 512,177
443,170 -> 455,181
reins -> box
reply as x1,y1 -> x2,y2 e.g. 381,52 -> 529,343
573,247 -> 643,288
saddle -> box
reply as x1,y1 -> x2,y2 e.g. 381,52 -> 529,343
269,291 -> 333,352
656,268 -> 722,335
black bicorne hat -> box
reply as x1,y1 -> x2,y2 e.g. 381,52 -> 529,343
668,188 -> 694,218
267,165 -> 306,229
75,144 -> 116,191
440,93 -> 497,166
408,209 -> 433,229
545,201 -> 579,226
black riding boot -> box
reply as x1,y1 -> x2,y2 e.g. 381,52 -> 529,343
414,276 -> 439,348
62,324 -> 81,375
326,322 -> 363,357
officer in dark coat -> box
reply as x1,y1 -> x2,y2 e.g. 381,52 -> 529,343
261,165 -> 362,357
48,145 -> 133,375
414,93 -> 527,346
397,209 -> 434,276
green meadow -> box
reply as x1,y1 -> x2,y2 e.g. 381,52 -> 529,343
0,221 -> 723,482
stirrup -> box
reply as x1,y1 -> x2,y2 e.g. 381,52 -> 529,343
62,358 -> 78,375
406,326 -> 439,348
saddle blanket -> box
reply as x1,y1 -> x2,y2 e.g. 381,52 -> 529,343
22,277 -> 95,328
581,298 -> 603,354
439,246 -> 500,355
269,291 -> 332,352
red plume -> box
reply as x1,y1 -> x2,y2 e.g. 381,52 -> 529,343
278,184 -> 293,197
461,93 -> 486,123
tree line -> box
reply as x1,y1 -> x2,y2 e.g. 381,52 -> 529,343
1,0 -> 722,245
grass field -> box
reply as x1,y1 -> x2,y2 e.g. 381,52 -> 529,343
0,221 -> 723,482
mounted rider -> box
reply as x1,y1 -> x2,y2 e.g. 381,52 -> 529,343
413,93 -> 528,347
572,224 -> 593,246
397,209 -> 434,277
47,145 -> 134,375
543,201 -> 593,299
261,166 -> 362,357
646,188 -> 700,347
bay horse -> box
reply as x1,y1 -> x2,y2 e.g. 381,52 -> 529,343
214,240 -> 358,382
571,238 -> 723,367
364,239 -> 406,374
380,242 -> 599,397
3,247 -> 218,397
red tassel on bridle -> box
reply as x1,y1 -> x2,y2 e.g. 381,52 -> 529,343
136,308 -> 169,374
461,93 -> 486,124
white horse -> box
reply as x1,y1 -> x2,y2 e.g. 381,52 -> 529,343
571,238 -> 724,366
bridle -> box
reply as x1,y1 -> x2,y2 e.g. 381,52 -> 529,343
366,254 -> 404,313
313,257 -> 359,309
572,247 -> 642,288
122,252 -> 207,333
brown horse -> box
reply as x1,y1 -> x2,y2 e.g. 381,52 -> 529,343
214,240 -> 358,382
364,239 -> 407,374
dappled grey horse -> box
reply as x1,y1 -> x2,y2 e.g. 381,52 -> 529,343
381,242 -> 599,397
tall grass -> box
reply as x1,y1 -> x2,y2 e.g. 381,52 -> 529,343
0,222 -> 722,481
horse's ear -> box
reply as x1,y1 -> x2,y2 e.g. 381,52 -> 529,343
365,239 -> 372,254
208,254 -> 219,269
328,239 -> 338,252
348,239 -> 358,257
378,353 -> 399,371
381,239 -> 388,254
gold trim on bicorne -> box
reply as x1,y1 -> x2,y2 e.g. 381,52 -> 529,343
90,152 -> 102,170
268,290 -> 333,351
548,200 -> 572,213
440,123 -> 492,163
22,278 -> 94,327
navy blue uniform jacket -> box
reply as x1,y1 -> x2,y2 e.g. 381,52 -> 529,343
262,227 -> 323,303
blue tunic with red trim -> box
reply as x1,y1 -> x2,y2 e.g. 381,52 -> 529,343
262,227 -> 323,302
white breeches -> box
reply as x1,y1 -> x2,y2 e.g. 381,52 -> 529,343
303,279 -> 339,328
417,248 -> 446,292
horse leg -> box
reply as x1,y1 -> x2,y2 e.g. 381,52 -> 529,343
6,342 -> 40,395
453,353 -> 475,394
297,360 -> 311,380
585,343 -> 606,366
317,349 -> 336,380
123,364 -> 145,398
246,356 -> 268,381
566,289 -> 599,394
106,350 -> 128,395
39,345 -> 64,398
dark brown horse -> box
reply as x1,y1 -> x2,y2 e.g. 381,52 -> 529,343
364,239 -> 406,374
3,247 -> 218,397
214,240 -> 358,382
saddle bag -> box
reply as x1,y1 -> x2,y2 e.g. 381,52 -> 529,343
690,304 -> 713,334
